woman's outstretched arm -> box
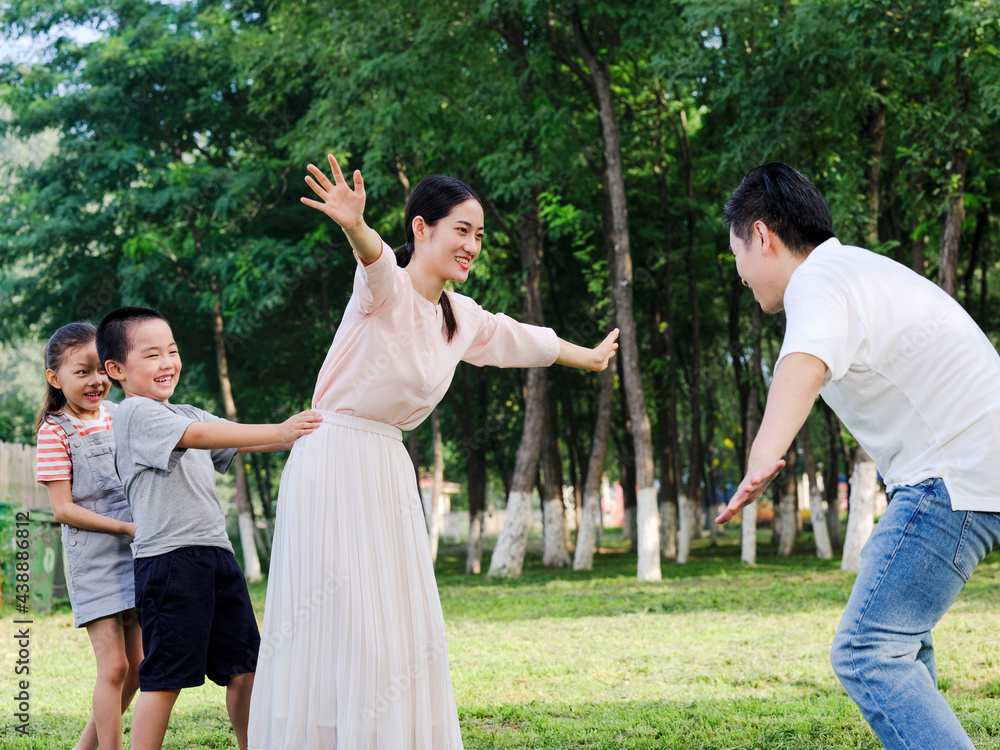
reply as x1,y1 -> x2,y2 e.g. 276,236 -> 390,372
555,328 -> 619,371
301,154 -> 383,264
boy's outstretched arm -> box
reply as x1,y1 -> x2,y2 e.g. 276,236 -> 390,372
556,328 -> 619,371
177,410 -> 323,451
715,353 -> 827,523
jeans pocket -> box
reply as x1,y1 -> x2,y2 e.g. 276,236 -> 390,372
952,511 -> 992,582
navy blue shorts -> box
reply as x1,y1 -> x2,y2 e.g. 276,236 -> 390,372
134,546 -> 260,691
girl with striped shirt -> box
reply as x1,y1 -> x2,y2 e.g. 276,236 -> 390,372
35,322 -> 142,750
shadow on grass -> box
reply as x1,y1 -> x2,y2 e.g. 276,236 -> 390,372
459,696 -> 1000,750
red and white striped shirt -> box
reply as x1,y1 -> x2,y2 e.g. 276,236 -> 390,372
36,404 -> 115,484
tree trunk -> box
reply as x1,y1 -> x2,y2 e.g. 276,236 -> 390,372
573,367 -> 614,571
822,403 -> 843,551
250,452 -> 274,534
799,423 -> 833,560
425,408 -> 443,563
909,175 -> 928,276
456,366 -> 487,575
211,296 -> 262,583
978,213 -> 991,325
704,394 -> 721,545
963,206 -> 988,320
561,389 -> 585,541
679,107 -> 704,550
938,59 -> 970,299
742,304 -> 763,565
938,146 -> 967,299
777,444 -> 798,557
570,12 -> 659,580
617,365 -> 638,552
487,195 -> 550,580
863,87 -> 887,247
841,446 -> 877,572
653,103 -> 681,562
677,493 -> 693,564
651,284 -> 680,561
541,398 -> 570,568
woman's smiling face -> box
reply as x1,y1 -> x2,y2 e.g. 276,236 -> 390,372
417,198 -> 484,284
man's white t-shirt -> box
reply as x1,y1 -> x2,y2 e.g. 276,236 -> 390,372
778,237 -> 1000,512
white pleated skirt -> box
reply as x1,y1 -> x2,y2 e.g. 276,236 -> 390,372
247,411 -> 463,750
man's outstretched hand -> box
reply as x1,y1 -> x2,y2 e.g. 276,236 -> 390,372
715,459 -> 786,524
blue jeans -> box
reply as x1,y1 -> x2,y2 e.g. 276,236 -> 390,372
831,478 -> 1000,749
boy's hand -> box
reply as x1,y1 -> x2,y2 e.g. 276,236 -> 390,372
122,521 -> 136,538
280,410 -> 324,444
715,458 -> 786,524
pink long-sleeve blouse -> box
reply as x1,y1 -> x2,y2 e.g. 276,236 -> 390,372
311,239 -> 560,431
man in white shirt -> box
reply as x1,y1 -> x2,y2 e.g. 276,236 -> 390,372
716,162 -> 1000,750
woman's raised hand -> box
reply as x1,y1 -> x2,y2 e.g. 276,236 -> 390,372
592,328 -> 620,371
301,154 -> 366,231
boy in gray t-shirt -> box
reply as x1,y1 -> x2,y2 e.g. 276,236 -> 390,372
97,306 -> 320,750
114,399 -> 239,559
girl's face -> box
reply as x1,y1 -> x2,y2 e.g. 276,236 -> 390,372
416,198 -> 485,284
46,342 -> 110,419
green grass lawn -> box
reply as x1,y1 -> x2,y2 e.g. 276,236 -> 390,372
1,530 -> 998,749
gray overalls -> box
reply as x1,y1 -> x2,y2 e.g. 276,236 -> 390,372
50,403 -> 135,627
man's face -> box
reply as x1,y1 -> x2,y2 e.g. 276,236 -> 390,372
730,226 -> 785,314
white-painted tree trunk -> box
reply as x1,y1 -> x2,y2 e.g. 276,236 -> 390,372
466,510 -> 483,574
427,505 -> 441,563
778,447 -> 798,557
806,472 -> 833,560
564,488 -> 575,551
237,512 -> 262,582
842,448 -> 877,572
542,500 -> 570,568
778,487 -> 798,557
741,501 -> 757,565
636,487 -> 661,581
677,493 -> 692,564
573,487 -> 601,571
487,491 -> 533,578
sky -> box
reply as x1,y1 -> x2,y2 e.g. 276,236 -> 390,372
1,22 -> 103,64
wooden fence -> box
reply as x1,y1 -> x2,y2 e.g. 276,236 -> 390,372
0,441 -> 50,510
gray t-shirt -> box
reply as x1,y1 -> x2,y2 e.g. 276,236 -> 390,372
114,396 -> 238,558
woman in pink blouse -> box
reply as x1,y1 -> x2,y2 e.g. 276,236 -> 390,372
248,155 -> 618,750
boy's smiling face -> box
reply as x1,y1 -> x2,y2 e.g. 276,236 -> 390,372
108,318 -> 182,402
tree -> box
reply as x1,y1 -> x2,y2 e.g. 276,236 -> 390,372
545,1 -> 661,581
842,446 -> 877,573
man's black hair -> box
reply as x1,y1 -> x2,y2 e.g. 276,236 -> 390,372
724,163 -> 835,255
96,306 -> 169,388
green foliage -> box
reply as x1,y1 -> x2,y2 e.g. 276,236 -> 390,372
1,0 -> 999,507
